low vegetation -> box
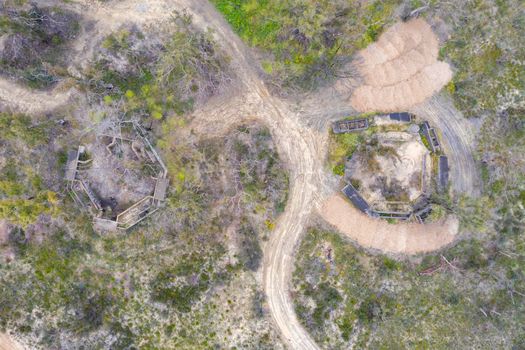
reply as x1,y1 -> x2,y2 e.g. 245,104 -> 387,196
294,2 -> 524,347
86,12 -> 230,121
328,131 -> 362,176
433,0 -> 524,119
0,113 -> 61,228
403,0 -> 525,220
293,227 -> 525,348
0,4 -> 80,88
211,0 -> 401,90
0,119 -> 288,349
0,16 -> 286,348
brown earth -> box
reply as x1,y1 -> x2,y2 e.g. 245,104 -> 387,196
320,195 -> 458,254
0,334 -> 25,350
350,18 -> 453,112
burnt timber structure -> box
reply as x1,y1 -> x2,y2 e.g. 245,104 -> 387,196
342,184 -> 414,220
332,118 -> 369,134
373,211 -> 411,220
65,150 -> 79,181
65,121 -> 169,231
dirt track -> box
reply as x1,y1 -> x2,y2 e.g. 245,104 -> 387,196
321,195 -> 459,254
0,79 -> 72,114
0,2 -> 479,350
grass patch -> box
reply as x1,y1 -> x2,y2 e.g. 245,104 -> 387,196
328,132 -> 363,172
211,0 -> 401,90
293,227 -> 525,348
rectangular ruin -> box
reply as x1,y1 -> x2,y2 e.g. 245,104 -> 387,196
389,112 -> 412,122
116,196 -> 157,230
342,184 -> 371,214
372,211 -> 411,220
332,118 -> 369,134
438,155 -> 449,192
154,178 -> 169,201
421,121 -> 441,153
64,150 -> 79,181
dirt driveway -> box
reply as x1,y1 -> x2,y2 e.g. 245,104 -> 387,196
411,93 -> 482,196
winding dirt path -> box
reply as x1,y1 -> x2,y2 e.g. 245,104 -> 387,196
0,2 -> 479,350
0,79 -> 72,114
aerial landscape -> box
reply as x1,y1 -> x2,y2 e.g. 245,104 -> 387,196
0,0 -> 523,349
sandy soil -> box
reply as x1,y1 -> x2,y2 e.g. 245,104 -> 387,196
0,334 -> 25,350
348,132 -> 429,207
0,220 -> 8,245
350,19 -> 453,112
0,79 -> 73,115
321,195 -> 458,254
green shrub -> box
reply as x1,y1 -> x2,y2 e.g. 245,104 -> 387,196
237,221 -> 262,271
211,0 -> 401,89
328,132 -> 362,170
332,163 -> 345,176
440,0 -> 524,118
0,113 -> 48,146
0,5 -> 80,88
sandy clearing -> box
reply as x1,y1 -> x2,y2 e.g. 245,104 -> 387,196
0,334 -> 25,350
320,195 -> 458,254
350,18 -> 453,112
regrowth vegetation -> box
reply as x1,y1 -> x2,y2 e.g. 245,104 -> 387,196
0,4 -> 80,88
421,0 -> 525,233
293,228 -> 525,349
0,121 -> 288,349
0,14 -> 286,348
211,0 -> 400,89
86,12 -> 230,121
0,113 -> 60,228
